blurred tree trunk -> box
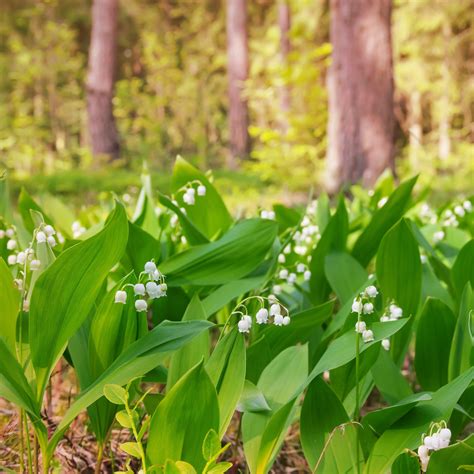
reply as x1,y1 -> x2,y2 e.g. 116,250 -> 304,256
226,0 -> 250,169
326,0 -> 395,193
279,0 -> 291,130
438,19 -> 451,160
86,0 -> 120,161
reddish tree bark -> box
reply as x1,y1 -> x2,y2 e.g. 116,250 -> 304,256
226,0 -> 250,168
326,0 -> 395,192
86,0 -> 120,161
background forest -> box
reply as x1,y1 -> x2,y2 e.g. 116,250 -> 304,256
0,0 -> 473,203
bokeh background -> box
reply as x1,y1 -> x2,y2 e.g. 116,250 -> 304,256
0,0 -> 473,207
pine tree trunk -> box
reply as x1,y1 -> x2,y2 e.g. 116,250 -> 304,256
226,0 -> 250,168
86,0 -> 120,161
278,0 -> 291,131
326,0 -> 395,192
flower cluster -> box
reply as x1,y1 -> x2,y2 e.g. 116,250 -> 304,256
36,224 -> 64,247
353,285 -> 380,344
180,181 -> 206,206
235,295 -> 290,333
379,302 -> 403,322
115,260 -> 167,312
418,423 -> 451,472
440,200 -> 472,228
72,221 -> 87,238
260,209 -> 276,220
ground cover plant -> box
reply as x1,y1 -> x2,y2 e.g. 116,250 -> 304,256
0,158 -> 473,473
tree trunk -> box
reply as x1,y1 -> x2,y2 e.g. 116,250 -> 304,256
86,0 -> 120,161
278,0 -> 291,131
438,19 -> 451,160
226,0 -> 250,168
326,0 -> 395,193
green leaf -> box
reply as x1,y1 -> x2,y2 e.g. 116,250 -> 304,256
51,320 -> 213,449
168,295 -> 210,389
29,203 -> 129,399
426,434 -> 474,474
206,462 -> 233,474
309,198 -> 348,303
237,380 -> 271,413
120,441 -> 142,458
125,221 -> 161,275
171,157 -> 232,239
451,239 -> 474,301
133,166 -> 160,238
205,328 -> 246,436
415,298 -> 455,390
300,377 -> 350,470
160,219 -> 278,287
202,429 -> 221,461
103,384 -> 128,405
0,257 -> 20,352
449,284 -> 474,381
391,452 -> 420,474
376,218 -> 422,362
242,345 -> 308,474
325,252 -> 368,304
18,188 -> 53,234
115,409 -> 135,428
164,460 -> 197,474
365,368 -> 474,473
147,360 -> 219,472
352,176 -> 417,266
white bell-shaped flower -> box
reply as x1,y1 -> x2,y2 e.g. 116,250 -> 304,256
135,299 -> 148,312
363,302 -> 374,314
7,239 -> 17,250
144,261 -> 157,275
30,259 -> 41,271
36,231 -> 47,243
270,303 -> 281,316
282,316 -> 291,326
352,298 -> 363,314
47,236 -> 57,247
197,185 -> 206,196
381,339 -> 390,351
355,321 -> 366,333
365,285 -> 378,298
7,254 -> 17,265
134,283 -> 146,296
238,318 -> 251,333
304,270 -> 311,281
16,252 -> 26,265
256,308 -> 269,324
115,290 -> 127,304
362,329 -> 374,343
274,314 -> 284,326
279,269 -> 289,279
44,225 -> 55,236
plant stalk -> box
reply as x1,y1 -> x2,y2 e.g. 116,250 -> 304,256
355,319 -> 361,474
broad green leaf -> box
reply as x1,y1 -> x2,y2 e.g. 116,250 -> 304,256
201,276 -> 266,317
363,392 -> 432,436
0,257 -> 20,352
115,410 -> 135,428
273,204 -> 301,232
371,349 -> 413,404
168,295 -> 210,389
449,284 -> 474,381
415,298 -> 455,390
376,218 -> 421,362
120,441 -> 142,458
242,345 -> 308,474
352,176 -> 417,266
452,241 -> 474,300
160,219 -> 278,286
202,429 -> 221,462
51,320 -> 213,450
391,452 -> 420,474
133,165 -> 160,238
325,252 -> 368,304
309,198 -> 348,303
18,188 -> 53,234
365,367 -> 474,473
237,380 -> 271,413
29,203 -> 129,399
125,221 -> 161,275
206,328 -> 246,436
300,377 -> 350,470
147,361 -> 219,472
103,384 -> 128,405
0,338 -> 39,416
426,434 -> 474,473
171,157 -> 232,239
164,460 -> 197,474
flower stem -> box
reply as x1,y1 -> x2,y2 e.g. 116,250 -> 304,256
355,316 -> 361,474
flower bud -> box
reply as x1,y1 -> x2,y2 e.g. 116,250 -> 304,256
7,254 -> 17,265
6,228 -> 15,238
135,299 -> 148,312
365,285 -> 378,298
362,329 -> 374,343
390,305 -> 403,319
134,283 -> 146,296
463,200 -> 472,212
352,298 -> 363,314
279,269 -> 288,279
186,187 -> 196,196
23,300 -> 30,312
355,321 -> 366,333
288,273 -> 297,284
16,252 -> 26,265
439,428 -> 451,441
7,239 -> 17,250
114,290 -> 127,304
36,231 -> 47,243
423,436 -> 434,449
270,303 -> 281,316
304,270 -> 312,281
44,225 -> 55,236
0,230 -> 5,238
47,236 -> 57,247
278,254 -> 286,264
282,316 -> 291,326
144,261 -> 157,274
382,339 -> 390,351
380,315 -> 390,322
363,302 -> 374,314
256,308 -> 269,324
273,314 -> 284,326
272,284 -> 282,295
30,259 -> 41,271
146,281 -> 159,297
159,283 -> 167,293
197,185 -> 206,196
296,263 -> 305,273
